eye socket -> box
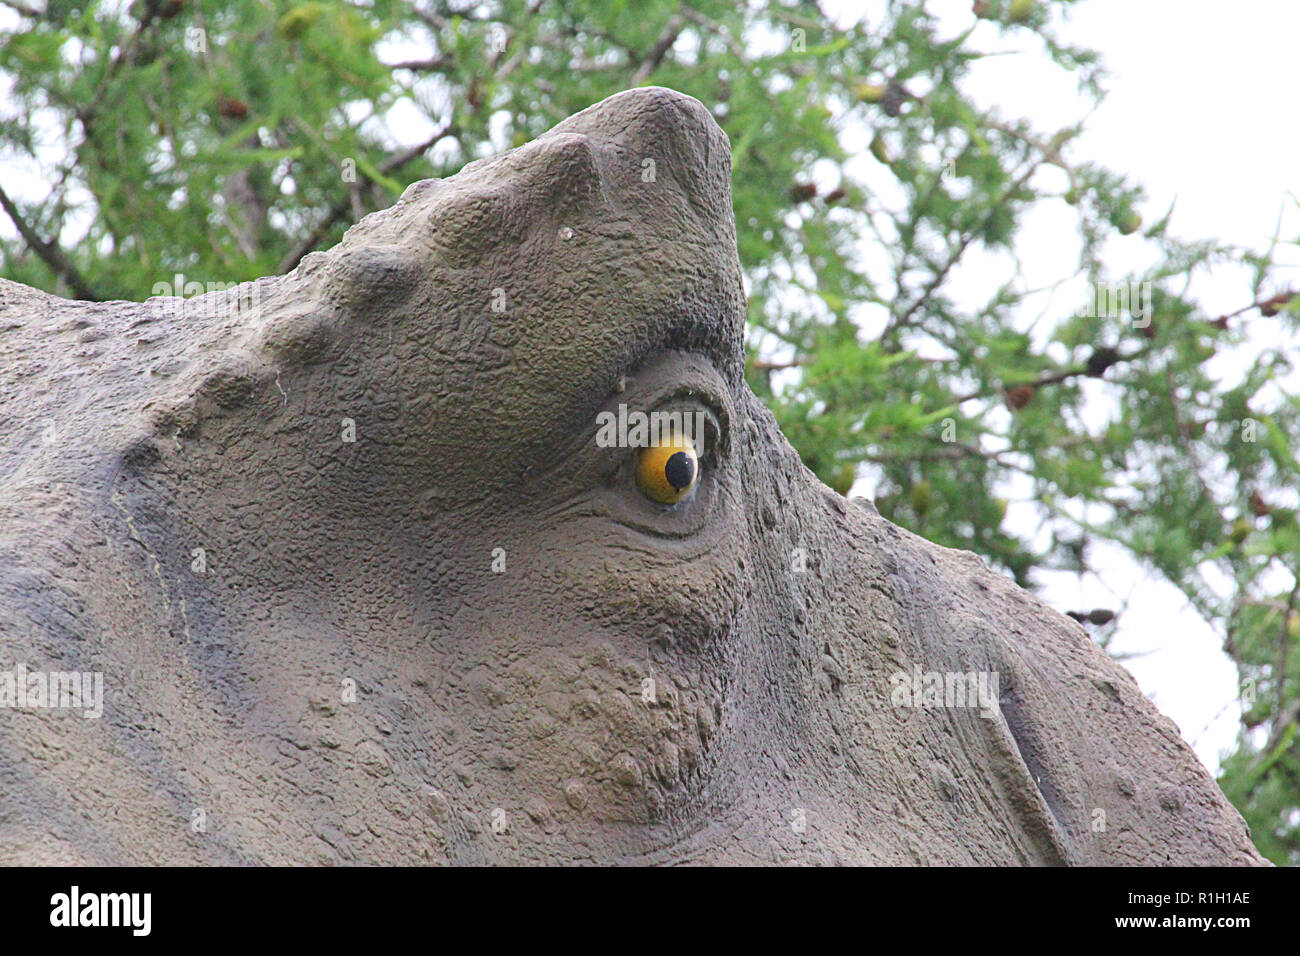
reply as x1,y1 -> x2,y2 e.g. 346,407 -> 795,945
635,432 -> 699,505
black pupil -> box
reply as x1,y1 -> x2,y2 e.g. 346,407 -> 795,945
664,451 -> 695,490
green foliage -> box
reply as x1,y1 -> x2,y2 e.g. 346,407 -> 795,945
1,0 -> 1297,862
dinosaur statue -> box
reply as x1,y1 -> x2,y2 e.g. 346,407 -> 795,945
0,87 -> 1264,865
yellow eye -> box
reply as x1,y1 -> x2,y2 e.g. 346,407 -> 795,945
635,433 -> 699,505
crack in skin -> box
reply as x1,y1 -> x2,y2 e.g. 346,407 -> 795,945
109,484 -> 192,650
0,87 -> 1265,866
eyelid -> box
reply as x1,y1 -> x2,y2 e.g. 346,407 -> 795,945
631,383 -> 730,464
636,399 -> 722,463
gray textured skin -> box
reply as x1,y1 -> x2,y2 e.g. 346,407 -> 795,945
0,88 -> 1264,865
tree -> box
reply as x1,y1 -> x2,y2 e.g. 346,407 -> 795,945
2,0 -> 1297,863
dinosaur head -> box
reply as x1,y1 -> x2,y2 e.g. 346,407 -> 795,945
0,88 -> 1262,866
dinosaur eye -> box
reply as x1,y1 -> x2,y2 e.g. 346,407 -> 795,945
635,433 -> 699,505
